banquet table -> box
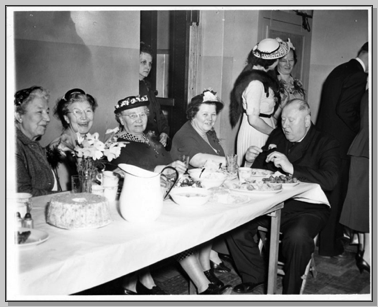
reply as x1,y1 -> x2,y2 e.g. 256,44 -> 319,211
9,182 -> 329,298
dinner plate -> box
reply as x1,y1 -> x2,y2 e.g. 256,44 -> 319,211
15,228 -> 49,248
230,188 -> 282,195
208,192 -> 251,205
229,193 -> 251,204
282,182 -> 300,188
250,168 -> 274,177
49,220 -> 113,230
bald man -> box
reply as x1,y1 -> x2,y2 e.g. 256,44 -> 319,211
227,99 -> 340,294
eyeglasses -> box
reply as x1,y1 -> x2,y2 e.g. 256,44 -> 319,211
68,108 -> 94,118
122,112 -> 148,120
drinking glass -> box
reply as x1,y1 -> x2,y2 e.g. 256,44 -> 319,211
71,175 -> 81,193
180,155 -> 190,168
226,154 -> 238,173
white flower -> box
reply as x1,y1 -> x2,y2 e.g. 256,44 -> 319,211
287,38 -> 295,50
203,90 -> 218,102
105,127 -> 119,134
103,142 -> 127,161
76,132 -> 85,145
74,131 -> 126,162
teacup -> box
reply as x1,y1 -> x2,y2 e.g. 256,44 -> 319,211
96,171 -> 119,187
91,184 -> 104,196
14,192 -> 32,218
238,167 -> 252,184
103,185 -> 118,201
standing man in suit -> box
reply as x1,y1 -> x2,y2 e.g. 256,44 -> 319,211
227,99 -> 340,294
316,42 -> 368,257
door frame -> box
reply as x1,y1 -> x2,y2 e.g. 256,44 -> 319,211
258,10 -> 313,94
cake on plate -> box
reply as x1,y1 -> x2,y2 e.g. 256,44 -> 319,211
47,193 -> 112,229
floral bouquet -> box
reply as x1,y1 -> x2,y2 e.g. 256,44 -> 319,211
74,132 -> 127,192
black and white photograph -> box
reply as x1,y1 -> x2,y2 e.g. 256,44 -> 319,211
5,4 -> 376,303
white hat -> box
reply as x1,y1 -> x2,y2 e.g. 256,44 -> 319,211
252,38 -> 289,60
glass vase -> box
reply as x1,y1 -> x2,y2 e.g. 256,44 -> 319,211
76,157 -> 96,193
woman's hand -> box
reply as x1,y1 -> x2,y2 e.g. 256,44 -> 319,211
159,132 -> 169,147
265,151 -> 294,174
169,160 -> 187,174
245,146 -> 262,163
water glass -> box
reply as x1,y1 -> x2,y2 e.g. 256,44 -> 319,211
226,154 -> 238,173
15,192 -> 32,218
71,175 -> 82,193
96,171 -> 119,187
181,155 -> 190,169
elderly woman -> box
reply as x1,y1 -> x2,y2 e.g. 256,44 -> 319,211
230,37 -> 289,166
170,89 -> 232,294
107,95 -> 228,295
105,95 -> 185,295
107,95 -> 182,173
48,88 -> 98,190
15,86 -> 61,196
270,38 -> 305,119
139,42 -> 170,147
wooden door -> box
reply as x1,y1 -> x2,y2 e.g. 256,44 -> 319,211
258,10 -> 313,93
140,10 -> 199,139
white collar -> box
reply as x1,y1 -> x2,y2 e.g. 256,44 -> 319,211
355,57 -> 366,72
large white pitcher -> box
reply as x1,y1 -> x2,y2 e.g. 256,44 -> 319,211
118,164 -> 178,223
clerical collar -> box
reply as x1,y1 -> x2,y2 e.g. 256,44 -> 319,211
355,57 -> 366,73
292,126 -> 311,144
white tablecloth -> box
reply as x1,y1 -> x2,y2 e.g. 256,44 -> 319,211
8,183 -> 328,298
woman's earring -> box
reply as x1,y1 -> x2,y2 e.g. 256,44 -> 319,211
15,114 -> 22,123
63,115 -> 70,125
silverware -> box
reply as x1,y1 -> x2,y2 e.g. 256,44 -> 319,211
199,168 -> 205,178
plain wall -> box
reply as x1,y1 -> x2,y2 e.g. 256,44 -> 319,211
308,9 -> 369,121
197,10 -> 259,155
13,10 -> 140,147
11,8 -> 370,158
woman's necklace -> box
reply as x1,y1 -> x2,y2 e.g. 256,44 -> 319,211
118,131 -> 160,155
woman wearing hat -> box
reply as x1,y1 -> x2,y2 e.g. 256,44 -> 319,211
170,89 -> 233,294
108,94 -> 229,295
15,86 -> 61,196
104,95 -> 184,295
170,89 -> 226,168
270,38 -> 305,119
230,38 -> 289,166
106,95 -> 185,173
47,88 -> 98,190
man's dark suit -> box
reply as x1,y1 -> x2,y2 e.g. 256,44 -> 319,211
316,58 -> 367,256
226,124 -> 340,294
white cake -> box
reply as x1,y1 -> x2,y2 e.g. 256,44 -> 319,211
47,193 -> 112,229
